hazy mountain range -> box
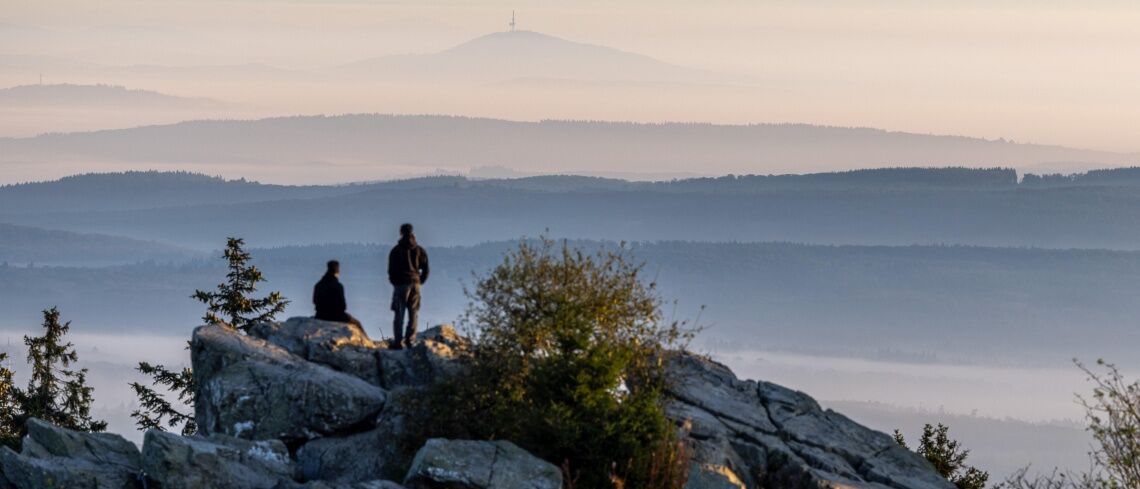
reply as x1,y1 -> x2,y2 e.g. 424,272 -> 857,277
0,83 -> 225,109
5,169 -> 1140,366
7,169 -> 1140,250
0,223 -> 197,266
2,115 -> 1136,185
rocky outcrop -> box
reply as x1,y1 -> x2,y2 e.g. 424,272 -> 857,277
403,439 -> 562,489
9,317 -> 957,489
192,323 -> 388,443
665,353 -> 955,489
141,430 -> 292,489
0,418 -> 141,489
249,318 -> 387,386
248,319 -> 468,390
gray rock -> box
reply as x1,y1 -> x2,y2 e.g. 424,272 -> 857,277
22,418 -> 140,471
0,418 -> 141,489
376,325 -> 468,390
141,429 -> 291,489
668,354 -> 778,436
685,463 -> 746,489
1,447 -> 139,489
295,415 -> 404,484
416,325 -> 467,349
192,324 -> 388,442
250,318 -> 385,386
665,353 -> 955,489
403,439 -> 561,489
277,480 -> 405,489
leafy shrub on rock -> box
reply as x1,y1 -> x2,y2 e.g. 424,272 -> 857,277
402,238 -> 694,488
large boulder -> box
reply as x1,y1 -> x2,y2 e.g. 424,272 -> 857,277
403,439 -> 562,489
295,412 -> 405,484
141,429 -> 292,489
666,353 -> 954,489
250,318 -> 385,386
0,418 -> 140,489
192,323 -> 388,443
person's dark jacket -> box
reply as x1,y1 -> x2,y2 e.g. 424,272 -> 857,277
388,235 -> 429,286
313,273 -> 349,322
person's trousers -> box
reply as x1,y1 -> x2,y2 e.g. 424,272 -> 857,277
391,283 -> 421,347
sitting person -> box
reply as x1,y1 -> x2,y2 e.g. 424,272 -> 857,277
313,260 -> 362,329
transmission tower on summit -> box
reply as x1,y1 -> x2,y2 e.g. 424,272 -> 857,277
509,11 -> 517,32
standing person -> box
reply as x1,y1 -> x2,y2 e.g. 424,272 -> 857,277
313,260 -> 363,329
388,223 -> 429,349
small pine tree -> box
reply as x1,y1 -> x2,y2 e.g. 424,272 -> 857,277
2,308 -> 107,449
896,423 -> 989,489
132,237 -> 286,435
192,237 -> 288,332
129,360 -> 196,436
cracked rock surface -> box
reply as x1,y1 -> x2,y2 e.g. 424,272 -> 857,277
402,439 -> 562,489
0,418 -> 141,489
142,430 -> 292,489
192,323 -> 389,443
666,353 -> 955,489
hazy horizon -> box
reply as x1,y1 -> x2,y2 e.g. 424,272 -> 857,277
5,1 -> 1140,154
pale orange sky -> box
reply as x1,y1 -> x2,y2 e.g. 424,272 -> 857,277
3,0 -> 1140,152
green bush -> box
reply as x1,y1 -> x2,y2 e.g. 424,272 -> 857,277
402,238 -> 693,488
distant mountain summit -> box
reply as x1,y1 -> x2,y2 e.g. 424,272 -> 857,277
0,83 -> 225,108
341,30 -> 709,83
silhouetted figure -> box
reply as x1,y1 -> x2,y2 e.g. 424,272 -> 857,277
313,260 -> 362,329
388,223 -> 429,349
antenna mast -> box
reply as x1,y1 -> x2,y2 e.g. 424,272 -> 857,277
509,11 -> 516,32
